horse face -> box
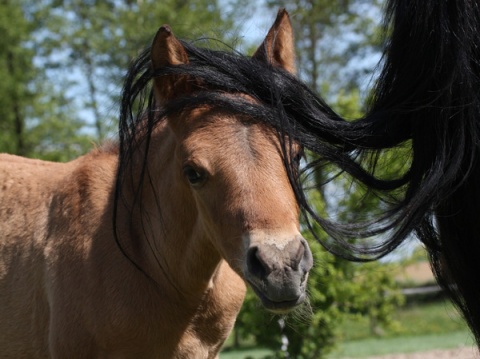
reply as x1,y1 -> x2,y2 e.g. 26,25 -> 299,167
150,11 -> 312,313
172,109 -> 313,313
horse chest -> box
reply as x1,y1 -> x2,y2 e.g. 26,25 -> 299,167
171,288 -> 243,359
74,267 -> 244,358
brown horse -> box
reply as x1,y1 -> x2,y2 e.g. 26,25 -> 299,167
0,10 -> 312,359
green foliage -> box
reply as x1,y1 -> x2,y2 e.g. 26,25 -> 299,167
0,0 -> 36,155
0,0 -> 94,160
1,0 -> 240,161
34,0 -> 238,140
26,84 -> 94,161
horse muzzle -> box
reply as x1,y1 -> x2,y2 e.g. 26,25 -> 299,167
244,234 -> 313,313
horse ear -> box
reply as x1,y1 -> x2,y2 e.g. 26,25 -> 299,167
253,9 -> 296,74
151,25 -> 190,102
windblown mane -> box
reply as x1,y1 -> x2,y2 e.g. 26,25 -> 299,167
118,0 -> 480,346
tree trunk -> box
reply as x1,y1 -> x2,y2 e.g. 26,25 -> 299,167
6,50 -> 25,156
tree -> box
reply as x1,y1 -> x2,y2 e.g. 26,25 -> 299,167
1,0 -> 240,160
0,0 -> 90,160
35,0 -> 238,140
0,0 -> 35,155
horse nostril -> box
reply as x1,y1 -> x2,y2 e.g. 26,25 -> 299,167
246,246 -> 270,279
292,241 -> 306,270
299,238 -> 313,273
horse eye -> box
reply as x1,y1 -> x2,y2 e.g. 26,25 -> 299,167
183,165 -> 206,186
293,148 -> 305,167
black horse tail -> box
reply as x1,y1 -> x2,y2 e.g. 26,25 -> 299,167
360,0 -> 480,345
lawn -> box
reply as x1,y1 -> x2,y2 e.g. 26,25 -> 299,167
336,299 -> 469,341
328,299 -> 473,358
220,347 -> 273,359
327,330 -> 473,358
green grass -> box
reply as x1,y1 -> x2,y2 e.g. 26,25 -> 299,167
219,347 -> 273,359
330,299 -> 473,358
336,300 -> 469,341
328,331 -> 474,358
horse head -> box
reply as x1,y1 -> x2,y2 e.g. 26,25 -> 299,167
148,10 -> 313,313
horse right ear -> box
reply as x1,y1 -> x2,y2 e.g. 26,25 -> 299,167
252,9 -> 296,74
151,25 -> 190,103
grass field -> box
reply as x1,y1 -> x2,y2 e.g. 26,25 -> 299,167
220,299 -> 473,359
220,347 -> 273,359
328,300 -> 473,358
336,299 -> 469,341
328,330 -> 473,358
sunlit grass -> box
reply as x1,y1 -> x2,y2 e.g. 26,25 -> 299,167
220,347 -> 273,359
336,300 -> 469,341
328,331 -> 474,358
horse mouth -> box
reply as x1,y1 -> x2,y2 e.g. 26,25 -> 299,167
247,280 -> 305,314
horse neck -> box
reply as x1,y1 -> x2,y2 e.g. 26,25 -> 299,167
122,122 -> 223,301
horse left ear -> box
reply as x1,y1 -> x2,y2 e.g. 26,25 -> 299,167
151,25 -> 190,102
253,9 -> 296,74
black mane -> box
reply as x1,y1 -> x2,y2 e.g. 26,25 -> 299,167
118,0 -> 480,347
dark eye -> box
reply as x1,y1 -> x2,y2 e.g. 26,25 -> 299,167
183,165 -> 207,186
292,148 -> 305,168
